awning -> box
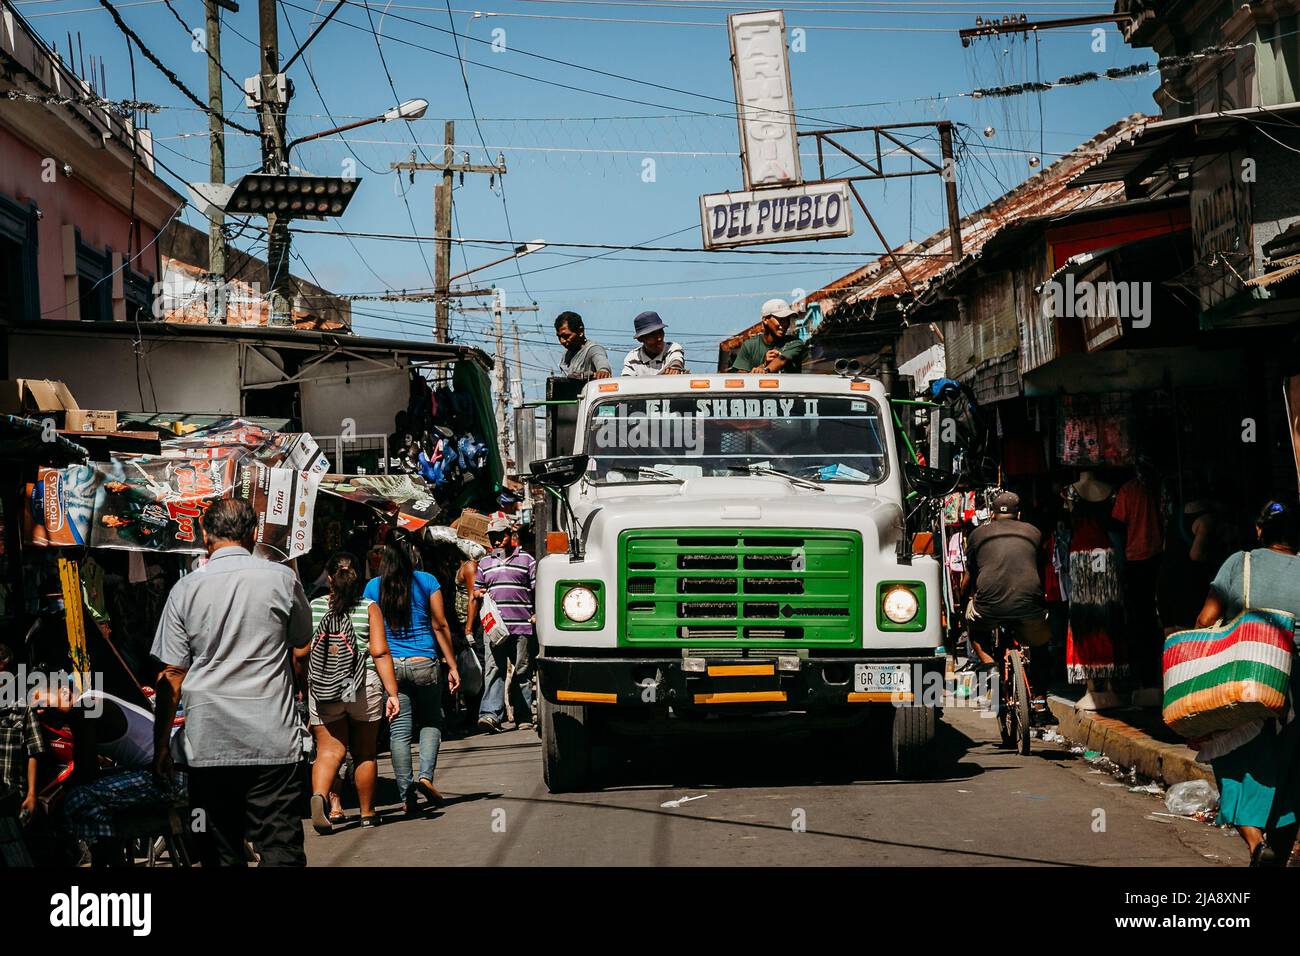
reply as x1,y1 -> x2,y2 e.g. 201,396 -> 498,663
1246,255 -> 1300,289
1070,102 -> 1300,190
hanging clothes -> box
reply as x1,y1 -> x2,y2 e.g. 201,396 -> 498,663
1064,488 -> 1128,683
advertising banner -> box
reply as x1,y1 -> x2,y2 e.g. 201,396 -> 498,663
25,418 -> 327,559
317,474 -> 441,533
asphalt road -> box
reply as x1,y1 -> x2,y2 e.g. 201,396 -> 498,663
302,703 -> 1248,867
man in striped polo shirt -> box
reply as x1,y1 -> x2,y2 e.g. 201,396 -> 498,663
476,517 -> 538,733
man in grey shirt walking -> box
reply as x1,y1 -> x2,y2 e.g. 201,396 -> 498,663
151,498 -> 312,866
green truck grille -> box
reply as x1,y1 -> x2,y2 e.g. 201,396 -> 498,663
618,529 -> 862,647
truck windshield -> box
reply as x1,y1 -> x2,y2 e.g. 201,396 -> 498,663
584,394 -> 888,485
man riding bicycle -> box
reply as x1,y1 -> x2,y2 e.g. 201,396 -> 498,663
959,491 -> 1050,671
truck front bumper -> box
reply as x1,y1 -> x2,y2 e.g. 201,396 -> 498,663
537,653 -> 946,710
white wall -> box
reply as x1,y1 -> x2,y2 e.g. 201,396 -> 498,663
300,366 -> 408,438
7,332 -> 242,413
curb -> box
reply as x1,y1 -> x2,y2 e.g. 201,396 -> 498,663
1047,695 -> 1213,787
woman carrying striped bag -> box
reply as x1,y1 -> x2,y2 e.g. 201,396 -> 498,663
1190,500 -> 1300,866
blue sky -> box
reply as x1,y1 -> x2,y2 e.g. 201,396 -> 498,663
14,0 -> 1160,396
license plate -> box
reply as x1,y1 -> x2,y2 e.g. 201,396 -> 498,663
853,663 -> 912,695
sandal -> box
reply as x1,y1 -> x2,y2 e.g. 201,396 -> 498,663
417,778 -> 444,806
309,793 -> 333,835
360,816 -> 381,828
1249,840 -> 1277,867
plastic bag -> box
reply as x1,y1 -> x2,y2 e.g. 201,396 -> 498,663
479,594 -> 511,648
1164,779 -> 1219,817
457,645 -> 483,697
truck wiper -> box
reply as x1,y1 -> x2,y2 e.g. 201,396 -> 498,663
602,466 -> 683,484
724,464 -> 824,491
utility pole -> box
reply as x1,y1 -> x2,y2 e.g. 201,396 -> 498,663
258,0 -> 291,326
392,131 -> 507,342
511,321 -> 524,469
435,121 -> 454,343
460,298 -> 537,473
493,294 -> 507,466
938,122 -> 962,262
205,0 -> 229,323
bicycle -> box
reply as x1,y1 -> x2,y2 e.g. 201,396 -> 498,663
989,622 -> 1034,756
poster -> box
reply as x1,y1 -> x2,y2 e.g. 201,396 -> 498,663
90,454 -> 240,552
25,419 -> 326,559
238,462 -> 321,560
317,474 -> 441,533
24,464 -> 99,547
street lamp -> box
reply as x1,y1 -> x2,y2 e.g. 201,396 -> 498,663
287,99 -> 429,154
448,240 -> 548,284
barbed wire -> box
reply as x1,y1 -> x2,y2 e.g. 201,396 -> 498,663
3,88 -> 160,115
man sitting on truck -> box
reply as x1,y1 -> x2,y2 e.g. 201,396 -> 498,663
621,311 -> 686,376
729,299 -> 807,374
556,312 -> 612,380
960,491 -> 1050,669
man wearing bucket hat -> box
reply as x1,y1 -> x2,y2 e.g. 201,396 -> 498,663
621,311 -> 686,377
729,298 -> 807,374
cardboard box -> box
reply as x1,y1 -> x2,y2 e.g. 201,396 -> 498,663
64,409 -> 119,433
0,378 -> 80,426
452,510 -> 491,548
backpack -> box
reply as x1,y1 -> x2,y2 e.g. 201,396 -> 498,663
309,604 -> 367,704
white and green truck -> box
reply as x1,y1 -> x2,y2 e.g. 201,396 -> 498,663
529,372 -> 951,791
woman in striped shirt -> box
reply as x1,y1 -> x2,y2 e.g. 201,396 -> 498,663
301,552 -> 401,832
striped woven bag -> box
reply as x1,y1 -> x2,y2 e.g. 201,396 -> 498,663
1162,553 -> 1294,739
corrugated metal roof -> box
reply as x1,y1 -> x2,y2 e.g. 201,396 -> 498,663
806,114 -> 1149,316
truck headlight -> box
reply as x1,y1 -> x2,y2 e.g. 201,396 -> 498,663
881,586 -> 919,624
562,585 -> 599,623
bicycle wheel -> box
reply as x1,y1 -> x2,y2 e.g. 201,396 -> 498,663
1010,649 -> 1031,755
997,656 -> 1014,747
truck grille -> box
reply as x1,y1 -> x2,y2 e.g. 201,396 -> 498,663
618,529 -> 862,647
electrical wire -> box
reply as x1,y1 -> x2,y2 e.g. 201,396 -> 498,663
94,0 -> 260,135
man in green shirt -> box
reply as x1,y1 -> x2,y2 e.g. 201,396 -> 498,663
730,298 -> 807,373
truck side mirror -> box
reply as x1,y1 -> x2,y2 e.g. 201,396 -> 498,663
904,461 -> 957,498
530,454 -> 589,488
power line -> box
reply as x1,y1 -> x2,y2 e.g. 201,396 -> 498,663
94,0 -> 260,135
439,0 -> 536,306
159,0 -> 248,96
286,226 -> 960,258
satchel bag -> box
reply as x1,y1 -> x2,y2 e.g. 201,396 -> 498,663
1162,553 -> 1294,738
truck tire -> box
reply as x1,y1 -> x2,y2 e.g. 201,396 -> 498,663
540,694 -> 592,793
890,704 -> 939,780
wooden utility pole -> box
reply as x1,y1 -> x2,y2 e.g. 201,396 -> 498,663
258,0 -> 291,326
434,121 -> 454,343
392,131 -> 507,342
938,122 -> 963,261
205,0 -> 228,322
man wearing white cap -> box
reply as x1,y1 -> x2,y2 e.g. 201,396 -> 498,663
729,298 -> 807,374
